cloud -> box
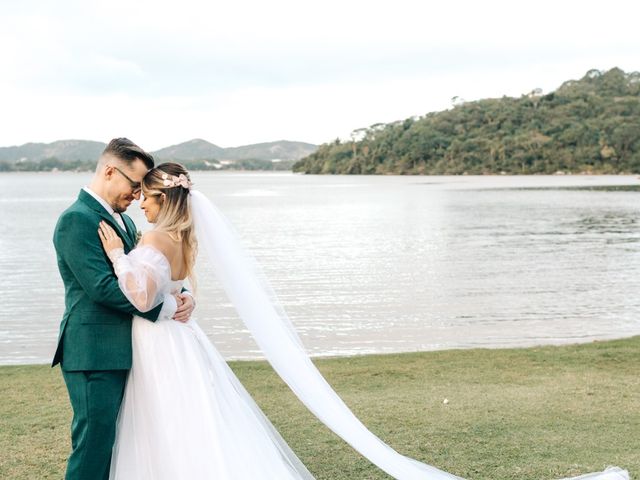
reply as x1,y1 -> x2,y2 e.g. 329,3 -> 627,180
0,0 -> 639,148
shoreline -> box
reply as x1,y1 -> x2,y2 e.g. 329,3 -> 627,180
3,332 -> 639,367
1,170 -> 640,176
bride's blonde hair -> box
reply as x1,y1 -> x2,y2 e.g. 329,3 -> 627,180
142,163 -> 197,288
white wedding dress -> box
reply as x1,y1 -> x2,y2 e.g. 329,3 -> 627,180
109,246 -> 313,479
106,190 -> 629,480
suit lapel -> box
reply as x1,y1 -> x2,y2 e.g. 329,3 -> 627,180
77,190 -> 135,251
122,214 -> 138,248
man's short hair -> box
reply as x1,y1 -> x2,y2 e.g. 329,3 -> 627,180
102,138 -> 154,169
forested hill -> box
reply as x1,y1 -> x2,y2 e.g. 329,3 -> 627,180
292,68 -> 640,175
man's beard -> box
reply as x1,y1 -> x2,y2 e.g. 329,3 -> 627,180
112,202 -> 128,214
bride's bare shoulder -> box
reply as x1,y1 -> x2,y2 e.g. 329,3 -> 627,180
140,231 -> 176,259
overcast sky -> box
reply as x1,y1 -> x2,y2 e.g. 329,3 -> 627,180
1,0 -> 638,150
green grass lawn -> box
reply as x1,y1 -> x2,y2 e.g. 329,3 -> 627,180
1,336 -> 638,479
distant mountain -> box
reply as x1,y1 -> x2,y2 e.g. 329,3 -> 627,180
0,140 -> 106,162
0,138 -> 319,171
152,139 -> 317,162
222,141 -> 319,161
152,139 -> 226,161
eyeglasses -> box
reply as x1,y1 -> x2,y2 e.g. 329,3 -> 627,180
112,166 -> 142,194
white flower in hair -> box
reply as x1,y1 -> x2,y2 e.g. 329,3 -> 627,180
161,172 -> 192,190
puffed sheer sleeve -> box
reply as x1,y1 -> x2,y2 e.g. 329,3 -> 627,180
108,245 -> 172,313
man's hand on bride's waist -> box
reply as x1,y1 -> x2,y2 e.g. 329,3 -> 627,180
172,292 -> 195,323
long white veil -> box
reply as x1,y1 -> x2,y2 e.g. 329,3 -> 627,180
189,190 -> 628,480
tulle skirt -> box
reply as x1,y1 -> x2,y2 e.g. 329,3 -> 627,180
108,316 -> 629,480
109,315 -> 314,480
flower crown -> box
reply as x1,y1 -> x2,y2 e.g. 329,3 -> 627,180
161,172 -> 192,190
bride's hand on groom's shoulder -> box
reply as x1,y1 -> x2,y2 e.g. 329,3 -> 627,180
172,293 -> 195,323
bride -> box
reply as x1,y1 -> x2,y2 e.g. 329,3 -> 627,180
98,162 -> 628,480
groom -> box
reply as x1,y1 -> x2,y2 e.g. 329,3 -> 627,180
52,138 -> 194,480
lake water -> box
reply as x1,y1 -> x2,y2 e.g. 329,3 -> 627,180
1,172 -> 640,365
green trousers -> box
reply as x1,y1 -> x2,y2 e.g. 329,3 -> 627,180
61,369 -> 128,480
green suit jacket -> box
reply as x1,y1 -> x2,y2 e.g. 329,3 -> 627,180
52,189 -> 164,371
